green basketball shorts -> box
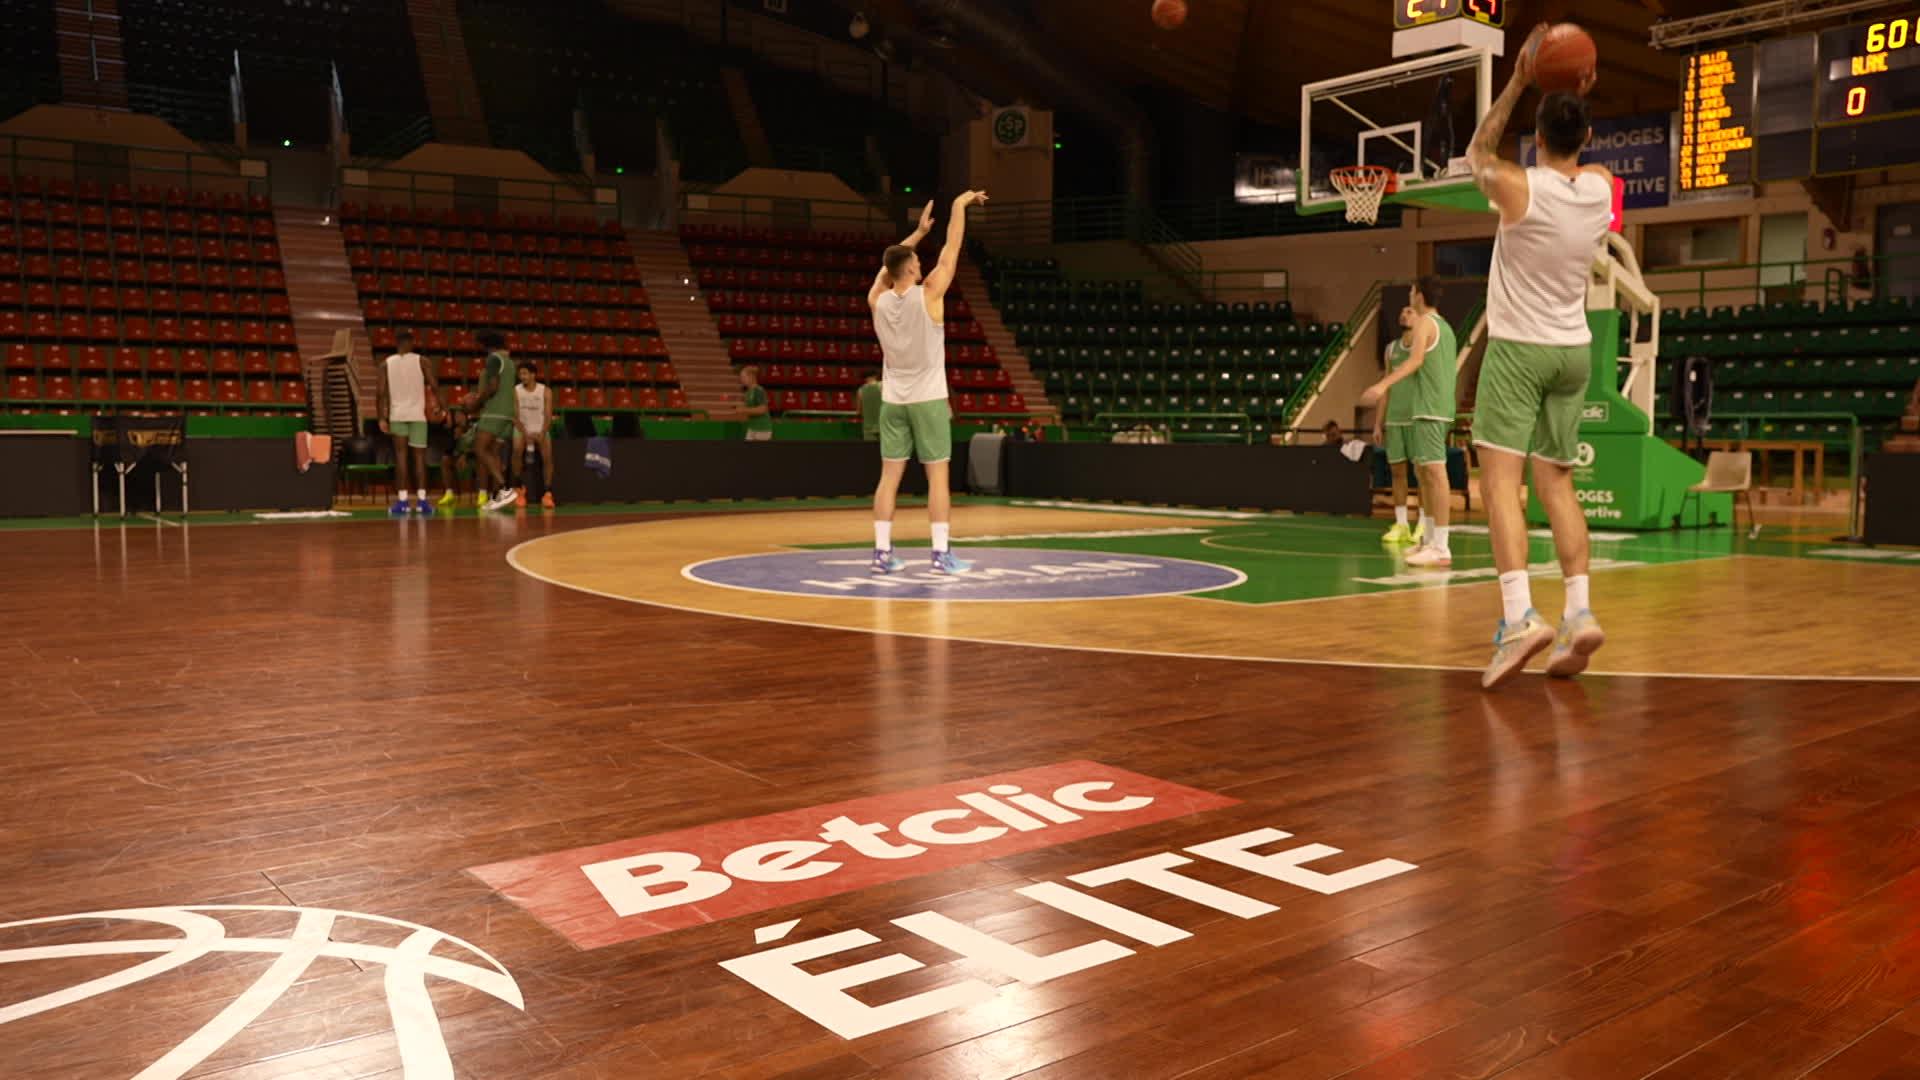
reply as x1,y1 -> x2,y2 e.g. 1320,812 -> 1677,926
475,413 -> 515,440
1471,338 -> 1591,466
879,399 -> 952,464
389,420 -> 428,449
1383,422 -> 1413,464
1409,418 -> 1448,466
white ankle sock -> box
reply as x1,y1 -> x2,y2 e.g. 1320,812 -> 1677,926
1499,570 -> 1532,625
415,489 -> 427,502
874,521 -> 892,551
931,523 -> 951,552
1432,525 -> 1449,553
1419,510 -> 1433,533
1564,574 -> 1590,617
1394,506 -> 1409,526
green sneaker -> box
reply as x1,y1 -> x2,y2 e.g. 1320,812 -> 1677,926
1482,609 -> 1556,690
1382,522 -> 1415,544
1545,609 -> 1606,678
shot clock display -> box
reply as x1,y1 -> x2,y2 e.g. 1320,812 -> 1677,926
1392,0 -> 1504,31
1819,15 -> 1920,122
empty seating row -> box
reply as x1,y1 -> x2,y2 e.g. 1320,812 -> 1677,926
990,278 -> 1149,306
0,178 -> 271,213
1002,300 -> 1298,327
1058,391 -> 1300,421
1018,322 -> 1338,349
345,235 -> 630,260
367,327 -> 669,359
0,312 -> 295,345
1662,354 -> 1920,388
718,313 -> 981,340
1666,326 -> 1920,357
430,356 -> 675,386
679,224 -> 896,252
686,244 -> 901,272
737,342 -> 999,368
0,284 -> 290,315
354,265 -> 640,293
339,206 -> 624,235
549,386 -> 689,411
1664,296 -> 1920,331
758,364 -> 1013,391
363,287 -> 646,314
1030,344 -> 1324,372
367,304 -> 655,332
0,212 -> 276,240
763,389 -> 1028,415
707,290 -> 972,316
4,374 -> 306,407
698,269 -> 893,293
7,344 -> 300,377
0,256 -> 286,289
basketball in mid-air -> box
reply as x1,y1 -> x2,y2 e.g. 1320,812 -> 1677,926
1151,0 -> 1187,30
1533,24 -> 1597,93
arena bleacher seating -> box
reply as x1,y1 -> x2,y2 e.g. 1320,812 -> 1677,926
990,258 -> 1335,437
1654,299 -> 1919,449
121,0 -> 427,148
0,176 -> 303,414
682,223 -> 1025,417
342,203 -> 686,413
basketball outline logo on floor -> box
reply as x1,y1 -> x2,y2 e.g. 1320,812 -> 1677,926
0,905 -> 523,1079
683,547 -> 1248,602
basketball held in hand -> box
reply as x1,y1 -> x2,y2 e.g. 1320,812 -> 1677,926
1533,24 -> 1597,94
1151,0 -> 1187,30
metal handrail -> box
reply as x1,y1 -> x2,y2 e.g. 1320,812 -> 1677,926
1279,280 -> 1382,433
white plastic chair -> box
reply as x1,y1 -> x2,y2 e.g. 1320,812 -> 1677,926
1684,450 -> 1759,537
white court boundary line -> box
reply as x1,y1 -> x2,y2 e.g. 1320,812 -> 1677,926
506,530 -> 1920,683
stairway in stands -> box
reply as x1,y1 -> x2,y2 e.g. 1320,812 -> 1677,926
955,261 -> 1055,421
54,0 -> 129,109
629,230 -> 736,417
275,206 -> 372,433
405,0 -> 490,144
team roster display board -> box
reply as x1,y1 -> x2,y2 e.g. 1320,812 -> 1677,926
1674,15 -> 1920,198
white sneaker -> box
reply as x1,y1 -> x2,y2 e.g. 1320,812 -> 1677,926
1405,545 -> 1452,567
483,488 -> 520,512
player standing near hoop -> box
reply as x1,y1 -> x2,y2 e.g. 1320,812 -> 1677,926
1467,24 -> 1608,688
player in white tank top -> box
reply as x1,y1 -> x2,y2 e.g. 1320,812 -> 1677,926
866,191 -> 989,576
1466,24 -> 1610,688
378,328 -> 438,515
512,361 -> 555,507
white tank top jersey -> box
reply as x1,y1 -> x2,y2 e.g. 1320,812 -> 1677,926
384,352 -> 427,422
1486,167 -> 1613,347
515,382 -> 548,434
872,284 -> 949,405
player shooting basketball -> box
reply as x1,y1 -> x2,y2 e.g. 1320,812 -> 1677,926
1467,23 -> 1609,689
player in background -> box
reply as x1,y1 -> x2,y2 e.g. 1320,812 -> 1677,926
513,360 -> 555,509
1466,24 -> 1608,688
1371,305 -> 1421,545
739,364 -> 773,442
378,328 -> 438,517
1361,277 -> 1458,566
867,192 -> 988,575
468,330 -> 519,512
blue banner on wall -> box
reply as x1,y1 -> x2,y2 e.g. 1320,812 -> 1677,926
1521,112 -> 1671,210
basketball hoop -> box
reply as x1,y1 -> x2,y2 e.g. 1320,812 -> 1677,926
1330,165 -> 1398,225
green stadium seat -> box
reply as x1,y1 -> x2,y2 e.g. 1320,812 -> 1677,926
1708,305 -> 1737,325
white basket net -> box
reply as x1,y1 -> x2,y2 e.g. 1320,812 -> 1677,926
1331,167 -> 1395,225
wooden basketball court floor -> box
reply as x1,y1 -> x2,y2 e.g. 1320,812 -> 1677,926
3,498 -> 1919,1079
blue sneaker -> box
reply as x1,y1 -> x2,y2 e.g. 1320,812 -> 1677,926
1481,608 -> 1556,690
416,499 -> 434,518
929,550 -> 972,575
1545,609 -> 1606,678
871,548 -> 905,574
388,498 -> 410,517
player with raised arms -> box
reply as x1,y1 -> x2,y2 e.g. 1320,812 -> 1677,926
1467,23 -> 1609,688
866,191 -> 988,575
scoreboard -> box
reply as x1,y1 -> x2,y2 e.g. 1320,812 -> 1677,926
1673,12 -> 1920,198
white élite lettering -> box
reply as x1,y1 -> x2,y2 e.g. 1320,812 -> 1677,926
718,827 -> 1417,1039
582,781 -> 1152,917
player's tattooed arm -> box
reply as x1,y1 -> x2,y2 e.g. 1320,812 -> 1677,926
1469,24 -> 1546,219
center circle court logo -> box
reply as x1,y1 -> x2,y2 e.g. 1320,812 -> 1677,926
684,547 -> 1245,601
